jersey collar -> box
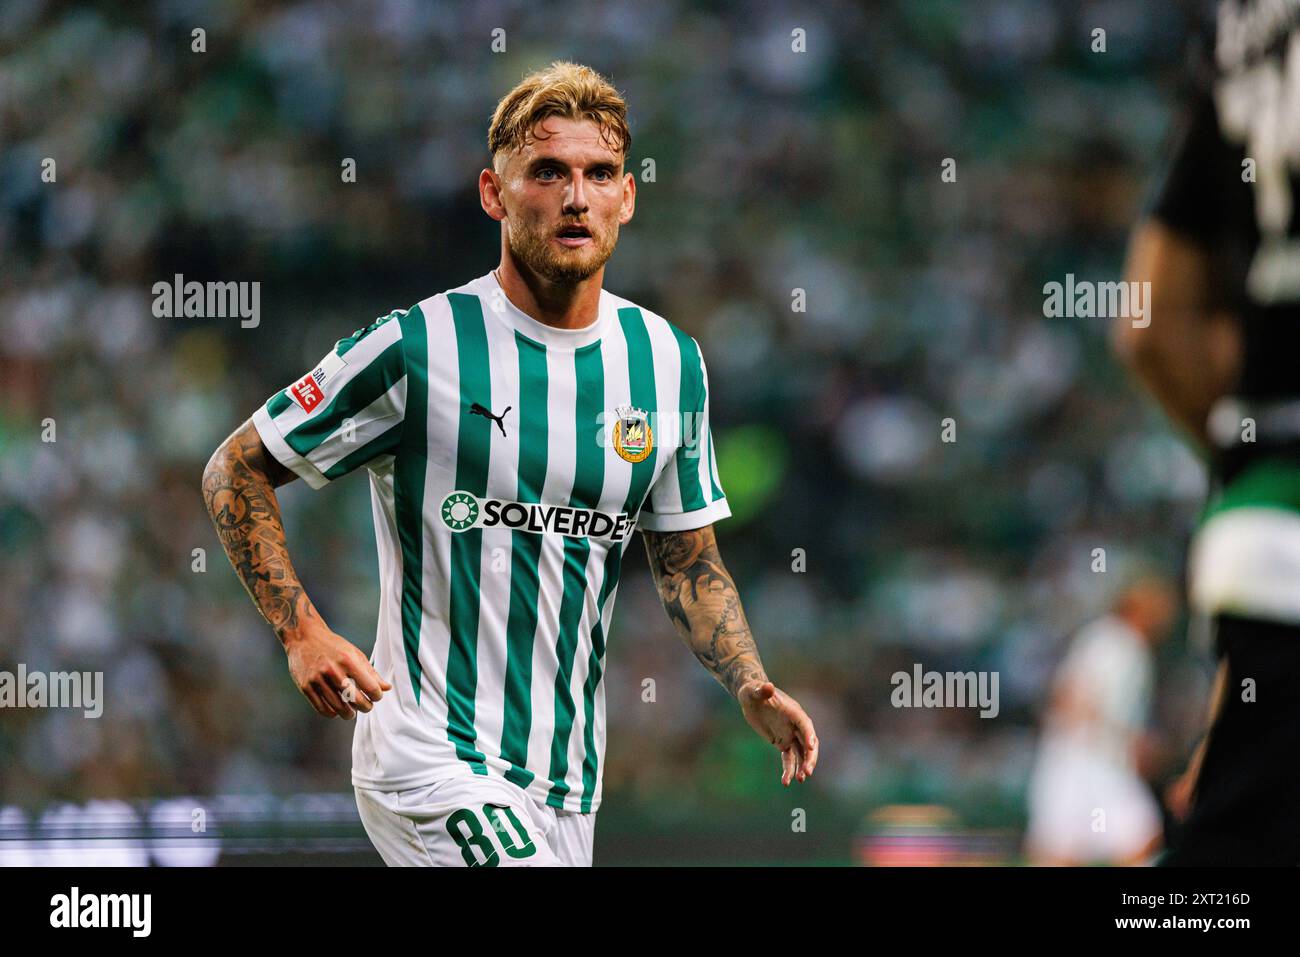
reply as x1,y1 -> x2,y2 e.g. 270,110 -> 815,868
478,270 -> 612,350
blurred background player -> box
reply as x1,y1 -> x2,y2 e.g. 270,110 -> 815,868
1116,0 -> 1300,864
1024,577 -> 1177,866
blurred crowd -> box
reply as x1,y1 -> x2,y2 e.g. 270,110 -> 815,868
0,0 -> 1215,855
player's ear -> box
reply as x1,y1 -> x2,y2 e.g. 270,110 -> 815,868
619,168 -> 636,225
480,167 -> 507,222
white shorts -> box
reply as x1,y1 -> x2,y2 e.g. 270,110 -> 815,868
355,775 -> 596,867
1025,745 -> 1162,863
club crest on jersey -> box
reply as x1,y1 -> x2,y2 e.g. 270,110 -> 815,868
438,491 -> 634,542
611,405 -> 653,464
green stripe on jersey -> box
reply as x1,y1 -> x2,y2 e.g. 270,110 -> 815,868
501,332 -> 549,790
698,343 -> 724,501
578,542 -> 624,812
668,325 -> 708,511
322,422 -> 403,480
394,305 -> 428,702
706,414 -> 722,500
619,308 -> 663,511
446,293 -> 491,774
546,340 -> 606,804
267,389 -> 292,418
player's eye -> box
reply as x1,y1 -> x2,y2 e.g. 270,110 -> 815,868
537,167 -> 561,181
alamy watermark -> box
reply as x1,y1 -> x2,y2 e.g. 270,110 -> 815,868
152,273 -> 260,327
50,887 -> 150,937
593,409 -> 709,458
1043,273 -> 1150,328
0,665 -> 102,718
890,664 -> 999,718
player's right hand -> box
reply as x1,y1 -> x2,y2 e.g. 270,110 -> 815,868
283,626 -> 392,719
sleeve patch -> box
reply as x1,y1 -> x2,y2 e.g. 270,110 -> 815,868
289,351 -> 347,412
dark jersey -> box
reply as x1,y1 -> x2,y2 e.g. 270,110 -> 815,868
1151,0 -> 1300,419
1159,4 -> 1300,629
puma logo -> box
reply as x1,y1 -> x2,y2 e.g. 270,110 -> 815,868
469,402 -> 510,437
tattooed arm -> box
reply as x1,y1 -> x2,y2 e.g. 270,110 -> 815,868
202,420 -> 304,633
202,418 -> 390,718
642,524 -> 818,785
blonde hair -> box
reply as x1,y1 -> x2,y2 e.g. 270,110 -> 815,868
488,61 -> 631,167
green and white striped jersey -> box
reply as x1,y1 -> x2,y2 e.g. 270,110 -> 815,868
253,271 -> 729,812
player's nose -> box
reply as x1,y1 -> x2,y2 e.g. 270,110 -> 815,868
564,173 -> 590,213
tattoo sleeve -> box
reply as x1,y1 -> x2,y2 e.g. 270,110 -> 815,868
202,418 -> 320,643
642,525 -> 768,698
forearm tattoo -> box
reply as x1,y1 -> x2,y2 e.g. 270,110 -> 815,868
643,526 -> 768,698
202,419 -> 315,641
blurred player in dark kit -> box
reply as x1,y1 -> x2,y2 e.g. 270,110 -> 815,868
1116,0 -> 1300,865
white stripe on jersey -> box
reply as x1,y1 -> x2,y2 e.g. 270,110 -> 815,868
412,293 -> 458,744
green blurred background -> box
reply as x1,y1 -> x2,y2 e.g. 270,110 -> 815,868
0,0 -> 1213,864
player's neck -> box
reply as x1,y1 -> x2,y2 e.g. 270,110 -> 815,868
494,258 -> 604,331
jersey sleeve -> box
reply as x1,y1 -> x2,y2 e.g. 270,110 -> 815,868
637,336 -> 731,532
252,310 -> 408,489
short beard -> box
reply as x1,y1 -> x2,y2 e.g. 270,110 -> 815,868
508,220 -> 617,284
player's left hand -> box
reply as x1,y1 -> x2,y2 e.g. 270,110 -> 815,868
738,680 -> 818,785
